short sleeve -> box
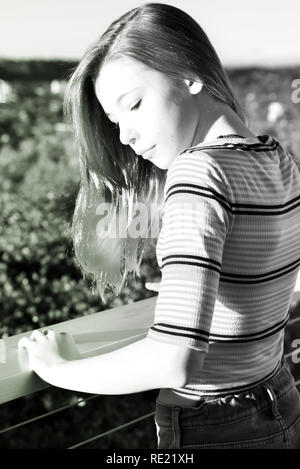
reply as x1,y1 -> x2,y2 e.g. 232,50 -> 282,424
147,151 -> 234,352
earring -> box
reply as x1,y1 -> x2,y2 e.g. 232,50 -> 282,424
188,80 -> 203,95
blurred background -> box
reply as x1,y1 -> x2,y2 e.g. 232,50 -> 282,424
0,0 -> 300,449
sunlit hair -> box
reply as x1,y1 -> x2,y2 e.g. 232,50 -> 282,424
64,2 -> 247,303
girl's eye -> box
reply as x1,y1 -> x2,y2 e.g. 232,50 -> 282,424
130,99 -> 142,111
109,100 -> 141,129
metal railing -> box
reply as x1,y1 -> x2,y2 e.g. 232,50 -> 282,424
0,294 -> 300,448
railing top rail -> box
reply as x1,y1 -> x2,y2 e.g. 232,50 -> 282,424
1,290 -> 300,405
0,296 -> 156,404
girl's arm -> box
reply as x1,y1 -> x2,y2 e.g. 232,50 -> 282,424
18,330 -> 204,394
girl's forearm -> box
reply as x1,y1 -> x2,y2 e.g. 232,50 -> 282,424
34,337 -> 187,394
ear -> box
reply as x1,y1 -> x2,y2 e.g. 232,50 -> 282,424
184,79 -> 203,95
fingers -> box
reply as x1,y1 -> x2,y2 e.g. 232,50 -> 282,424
18,329 -> 56,350
46,329 -> 56,340
18,336 -> 33,352
17,337 -> 32,370
30,330 -> 47,342
18,329 -> 71,353
18,330 -> 48,353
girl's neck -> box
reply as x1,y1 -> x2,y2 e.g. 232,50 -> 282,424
191,91 -> 256,146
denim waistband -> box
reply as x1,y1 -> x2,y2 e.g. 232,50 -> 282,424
156,356 -> 295,416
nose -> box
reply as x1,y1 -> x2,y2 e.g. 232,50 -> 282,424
119,121 -> 138,147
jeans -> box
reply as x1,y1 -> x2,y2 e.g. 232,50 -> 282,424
154,357 -> 300,449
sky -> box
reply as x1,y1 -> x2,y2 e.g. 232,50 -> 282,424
1,0 -> 300,67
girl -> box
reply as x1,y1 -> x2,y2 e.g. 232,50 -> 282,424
19,3 -> 300,449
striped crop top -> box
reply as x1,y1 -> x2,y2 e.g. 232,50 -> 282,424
146,134 -> 300,396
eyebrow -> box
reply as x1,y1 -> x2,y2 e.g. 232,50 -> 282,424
106,87 -> 141,119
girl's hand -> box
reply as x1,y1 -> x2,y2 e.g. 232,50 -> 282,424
145,282 -> 161,292
18,329 -> 81,372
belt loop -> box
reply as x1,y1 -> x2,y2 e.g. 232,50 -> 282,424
262,383 -> 280,419
262,382 -> 292,448
172,407 -> 181,448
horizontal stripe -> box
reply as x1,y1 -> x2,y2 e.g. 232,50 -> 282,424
220,262 -> 300,284
161,255 -> 300,285
183,135 -> 279,155
165,183 -> 300,216
150,326 -> 209,343
232,204 -> 300,216
148,134 -> 300,396
166,183 -> 230,205
221,257 -> 300,281
165,188 -> 232,213
232,193 -> 300,209
209,314 -> 289,340
210,320 -> 288,343
151,313 -> 289,344
162,254 -> 222,268
152,322 -> 210,336
161,260 -> 221,274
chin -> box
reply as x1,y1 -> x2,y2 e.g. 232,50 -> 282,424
152,161 -> 168,170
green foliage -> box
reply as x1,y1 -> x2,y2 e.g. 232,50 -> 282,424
0,59 -> 77,81
0,151 -> 158,337
227,67 -> 300,157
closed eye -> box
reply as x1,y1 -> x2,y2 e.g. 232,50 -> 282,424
130,99 -> 142,111
109,99 -> 141,129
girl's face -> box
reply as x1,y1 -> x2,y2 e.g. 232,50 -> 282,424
94,57 -> 200,170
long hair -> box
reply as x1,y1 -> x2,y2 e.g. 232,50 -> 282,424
64,2 -> 246,303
